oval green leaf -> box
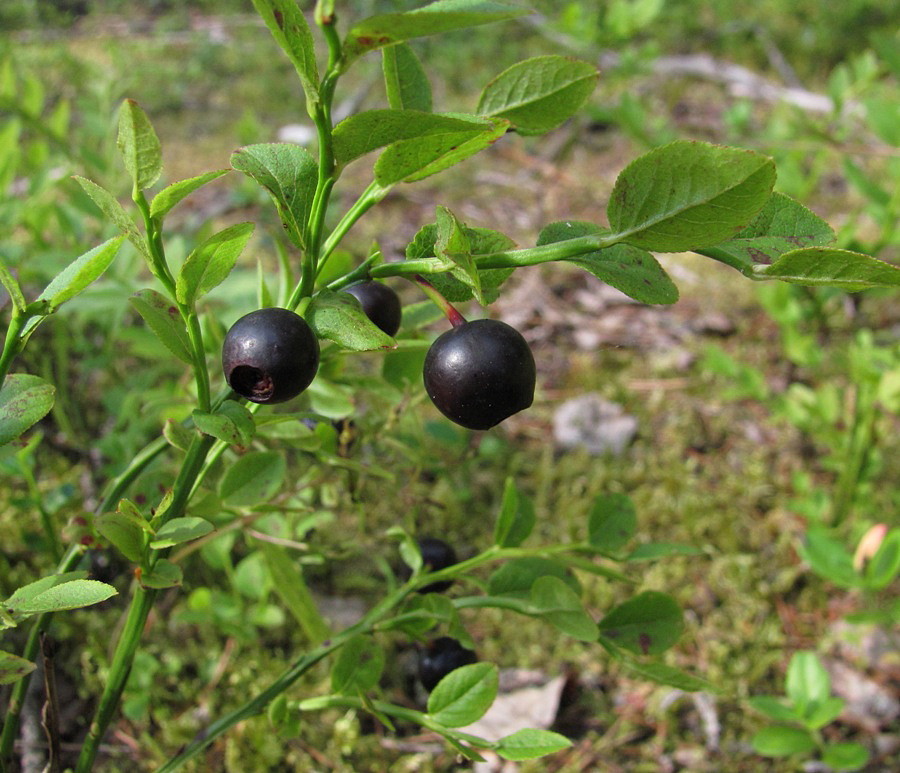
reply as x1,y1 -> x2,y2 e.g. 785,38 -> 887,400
478,55 -> 598,134
308,289 -> 396,351
755,247 -> 900,290
149,517 -> 214,549
529,575 -> 598,642
588,492 -> 636,552
219,451 -> 286,507
117,99 -> 162,191
231,143 -> 317,250
598,590 -> 684,656
176,222 -> 254,306
331,635 -> 385,695
129,289 -> 193,364
608,140 -> 776,252
427,662 -> 498,728
0,374 -> 55,446
496,728 -> 572,761
150,169 -> 230,219
537,221 -> 678,304
751,725 -> 816,757
12,579 -> 117,615
383,42 -> 432,112
0,649 -> 37,685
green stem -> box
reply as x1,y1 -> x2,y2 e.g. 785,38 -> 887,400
75,433 -> 214,773
18,459 -> 61,563
134,193 -> 176,296
295,695 -> 495,749
324,252 -> 383,292
183,310 -> 211,412
695,247 -> 761,279
0,310 -> 26,389
75,586 -> 158,773
317,181 -> 391,277
155,579 -> 416,772
0,434 -> 169,767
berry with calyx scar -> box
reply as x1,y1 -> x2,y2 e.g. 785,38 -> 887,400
222,308 -> 319,404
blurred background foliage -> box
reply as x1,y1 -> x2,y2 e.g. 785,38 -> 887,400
1,1 -> 898,771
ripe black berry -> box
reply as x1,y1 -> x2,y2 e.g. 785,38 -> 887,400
423,319 -> 535,430
222,308 -> 319,404
418,636 -> 478,692
405,537 -> 458,594
343,281 -> 402,337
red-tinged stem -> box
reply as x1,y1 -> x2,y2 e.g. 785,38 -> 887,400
414,275 -> 467,328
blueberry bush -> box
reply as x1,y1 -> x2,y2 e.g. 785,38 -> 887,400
1,1 -> 899,770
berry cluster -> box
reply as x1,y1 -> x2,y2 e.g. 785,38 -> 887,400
221,281 -> 535,690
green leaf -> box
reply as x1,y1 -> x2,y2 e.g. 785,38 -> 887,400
798,526 -> 862,589
117,99 -> 162,192
866,529 -> 900,590
0,374 -> 55,446
493,477 -> 535,547
260,542 -> 330,643
537,221 -> 678,304
529,575 -> 598,642
307,289 -> 396,351
331,635 -> 385,695
478,55 -> 598,134
751,725 -> 816,757
747,696 -> 801,723
382,42 -> 432,112
129,289 -> 193,365
375,118 -> 509,185
333,110 -> 485,166
4,572 -> 87,611
149,169 -> 230,219
0,649 -> 37,685
307,378 -> 354,419
95,505 -> 149,562
149,517 -> 214,549
176,222 -> 254,306
230,143 -> 318,250
139,559 -> 182,589
625,542 -> 702,562
219,451 -> 286,506
802,696 -> 845,730
72,176 -> 150,259
342,0 -> 529,65
618,659 -> 714,691
710,192 -> 834,270
192,404 -> 255,448
36,236 -> 123,311
0,259 -> 26,313
495,728 -> 572,761
9,579 -> 117,615
427,662 -> 498,728
434,205 -> 483,302
163,418 -> 194,452
598,591 -> 684,655
407,222 -> 516,303
588,492 -> 636,552
820,742 -> 869,771
488,557 -> 580,599
251,0 -> 319,102
786,652 -> 830,714
607,140 -> 776,252
755,247 -> 900,290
